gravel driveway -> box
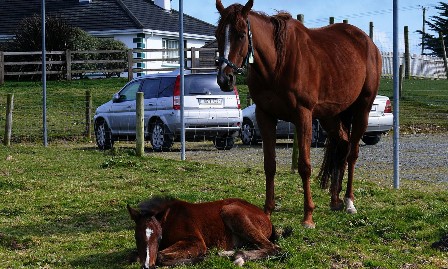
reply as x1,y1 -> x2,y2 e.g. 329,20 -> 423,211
157,133 -> 448,183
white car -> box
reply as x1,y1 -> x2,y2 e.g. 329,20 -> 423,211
241,95 -> 393,146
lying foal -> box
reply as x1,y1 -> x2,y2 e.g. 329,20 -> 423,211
127,196 -> 280,268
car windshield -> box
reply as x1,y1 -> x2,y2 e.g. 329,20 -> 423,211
185,74 -> 233,95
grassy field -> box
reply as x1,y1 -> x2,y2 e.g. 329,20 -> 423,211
0,144 -> 447,268
0,77 -> 448,268
1,77 -> 448,143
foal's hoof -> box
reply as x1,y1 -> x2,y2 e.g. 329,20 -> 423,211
302,221 -> 315,229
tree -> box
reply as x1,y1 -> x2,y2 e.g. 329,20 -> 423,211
418,2 -> 448,57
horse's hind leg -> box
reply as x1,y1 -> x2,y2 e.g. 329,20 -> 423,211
221,202 -> 279,264
157,239 -> 207,266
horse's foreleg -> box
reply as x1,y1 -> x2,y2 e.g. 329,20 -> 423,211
295,111 -> 315,228
256,108 -> 277,216
157,239 -> 207,267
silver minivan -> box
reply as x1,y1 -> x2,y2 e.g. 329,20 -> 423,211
94,70 -> 242,151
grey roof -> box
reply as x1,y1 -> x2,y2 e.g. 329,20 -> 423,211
0,0 -> 216,37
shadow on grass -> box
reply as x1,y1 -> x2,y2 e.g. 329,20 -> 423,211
70,248 -> 137,269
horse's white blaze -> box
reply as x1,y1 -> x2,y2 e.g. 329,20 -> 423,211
221,24 -> 231,71
344,197 -> 357,214
144,228 -> 153,268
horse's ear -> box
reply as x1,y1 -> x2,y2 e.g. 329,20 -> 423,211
127,204 -> 141,222
216,0 -> 225,15
242,0 -> 253,18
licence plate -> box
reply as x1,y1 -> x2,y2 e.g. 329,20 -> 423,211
370,104 -> 378,111
198,98 -> 222,105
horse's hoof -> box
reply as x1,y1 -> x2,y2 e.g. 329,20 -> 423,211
302,221 -> 315,229
344,197 -> 357,214
330,203 -> 344,211
234,257 -> 245,267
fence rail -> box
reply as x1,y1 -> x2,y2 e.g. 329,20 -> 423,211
381,52 -> 447,79
0,47 -> 218,84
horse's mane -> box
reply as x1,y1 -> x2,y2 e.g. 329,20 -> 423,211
137,196 -> 177,217
216,4 -> 291,77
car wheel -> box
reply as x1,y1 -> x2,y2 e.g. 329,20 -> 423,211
95,120 -> 114,150
362,133 -> 381,145
213,136 -> 235,150
241,119 -> 258,145
150,120 -> 173,152
311,119 -> 326,147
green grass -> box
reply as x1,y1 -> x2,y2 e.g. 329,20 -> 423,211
0,144 -> 447,268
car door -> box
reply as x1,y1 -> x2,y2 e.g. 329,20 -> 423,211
108,80 -> 142,135
141,78 -> 161,126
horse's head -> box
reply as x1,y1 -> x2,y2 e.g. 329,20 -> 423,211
215,0 -> 254,92
127,204 -> 162,269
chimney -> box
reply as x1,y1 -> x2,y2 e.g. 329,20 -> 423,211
154,0 -> 171,11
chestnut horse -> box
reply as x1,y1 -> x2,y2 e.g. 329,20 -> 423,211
127,197 -> 279,268
215,0 -> 381,228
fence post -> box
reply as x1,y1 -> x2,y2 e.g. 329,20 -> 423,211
439,32 -> 448,78
85,90 -> 92,139
343,19 -> 348,24
0,51 -> 4,85
66,49 -> 72,81
4,93 -> 14,146
297,14 -> 304,23
404,26 -> 410,79
399,65 -> 404,99
329,17 -> 335,25
127,49 -> 134,81
191,47 -> 197,73
369,22 -> 374,40
136,92 -> 145,157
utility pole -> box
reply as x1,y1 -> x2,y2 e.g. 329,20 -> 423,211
422,6 -> 426,55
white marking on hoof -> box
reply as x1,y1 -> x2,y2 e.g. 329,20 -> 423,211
302,222 -> 316,229
234,257 -> 245,267
345,197 -> 357,214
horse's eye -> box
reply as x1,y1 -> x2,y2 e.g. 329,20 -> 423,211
238,33 -> 246,40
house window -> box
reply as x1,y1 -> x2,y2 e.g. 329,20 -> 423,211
162,39 -> 179,64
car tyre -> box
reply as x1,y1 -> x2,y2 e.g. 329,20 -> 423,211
362,133 -> 381,145
95,120 -> 114,150
150,120 -> 173,152
241,118 -> 259,145
213,136 -> 235,150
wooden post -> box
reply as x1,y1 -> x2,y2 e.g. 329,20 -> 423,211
4,93 -> 13,146
127,49 -> 134,81
329,17 -> 335,25
369,22 -> 374,40
297,14 -> 304,23
85,90 -> 92,139
404,26 -> 410,79
136,92 -> 145,157
343,19 -> 348,24
66,49 -> 72,81
399,65 -> 404,99
191,47 -> 197,73
439,32 -> 448,78
0,51 -> 4,85
291,129 -> 299,173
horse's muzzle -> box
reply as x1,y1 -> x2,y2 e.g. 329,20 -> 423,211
217,70 -> 235,92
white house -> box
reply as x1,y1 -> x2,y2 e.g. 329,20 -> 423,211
0,0 -> 216,74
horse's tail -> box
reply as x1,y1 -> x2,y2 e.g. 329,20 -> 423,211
269,225 -> 293,243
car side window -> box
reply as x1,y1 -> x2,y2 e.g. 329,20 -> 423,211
141,78 -> 161,99
119,81 -> 141,101
158,77 -> 176,97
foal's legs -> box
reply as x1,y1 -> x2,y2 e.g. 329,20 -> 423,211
220,202 -> 279,264
255,107 -> 278,216
157,239 -> 207,266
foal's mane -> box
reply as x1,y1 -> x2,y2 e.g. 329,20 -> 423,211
216,4 -> 292,75
137,196 -> 177,217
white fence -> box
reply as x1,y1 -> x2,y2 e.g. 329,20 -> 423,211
382,52 -> 447,79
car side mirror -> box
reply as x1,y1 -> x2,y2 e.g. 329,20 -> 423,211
112,93 -> 122,103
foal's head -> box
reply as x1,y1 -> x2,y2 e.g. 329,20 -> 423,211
215,0 -> 254,91
127,205 -> 162,269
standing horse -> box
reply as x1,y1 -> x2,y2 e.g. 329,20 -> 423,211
127,196 -> 280,268
215,0 -> 381,228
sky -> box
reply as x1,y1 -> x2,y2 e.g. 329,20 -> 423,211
170,0 -> 442,54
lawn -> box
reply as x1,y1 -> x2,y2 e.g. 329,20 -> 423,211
1,77 -> 448,268
0,144 -> 447,268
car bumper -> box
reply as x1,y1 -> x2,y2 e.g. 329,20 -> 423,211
365,113 -> 393,133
